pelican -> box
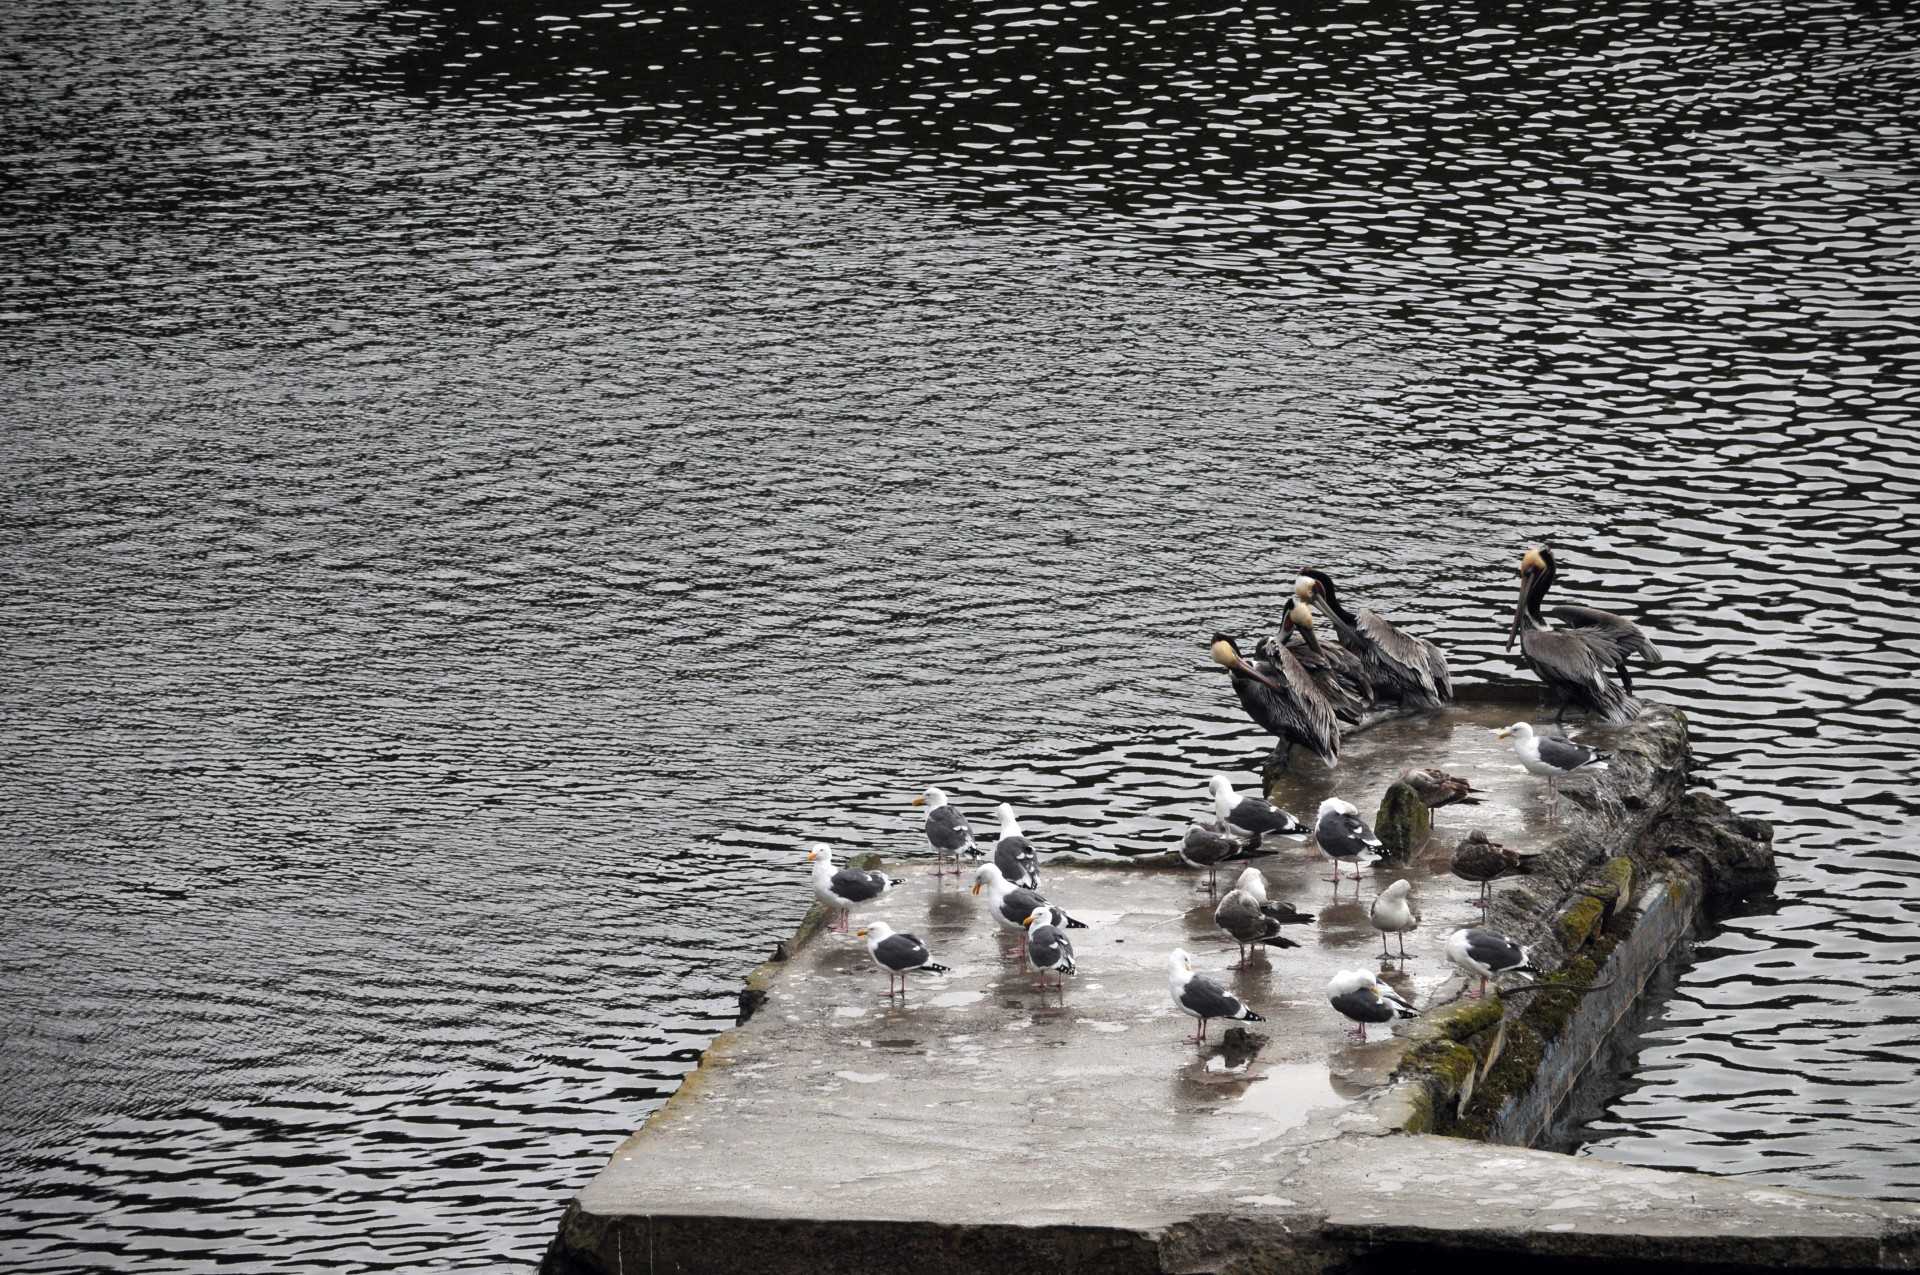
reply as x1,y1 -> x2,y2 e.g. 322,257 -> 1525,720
1274,597 -> 1371,722
1209,633 -> 1341,768
1294,570 -> 1450,710
1507,546 -> 1658,724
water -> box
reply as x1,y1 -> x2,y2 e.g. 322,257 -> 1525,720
2,0 -> 1917,1266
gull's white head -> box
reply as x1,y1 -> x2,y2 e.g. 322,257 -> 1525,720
804,842 -> 833,864
1380,879 -> 1413,900
1497,723 -> 1535,742
1316,797 -> 1358,819
1326,969 -> 1375,997
970,862 -> 1005,896
856,921 -> 894,942
1208,774 -> 1235,805
1168,948 -> 1195,978
996,803 -> 1019,832
914,786 -> 947,809
1233,866 -> 1267,898
1023,908 -> 1049,928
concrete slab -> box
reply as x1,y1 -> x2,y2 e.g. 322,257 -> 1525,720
547,704 -> 1920,1273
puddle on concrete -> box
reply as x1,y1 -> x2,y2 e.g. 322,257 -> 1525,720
926,990 -> 985,1010
834,1071 -> 890,1084
1219,1063 -> 1348,1138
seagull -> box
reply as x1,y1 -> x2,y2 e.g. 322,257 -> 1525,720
912,786 -> 977,876
1177,822 -> 1276,893
1312,797 -> 1381,891
993,802 -> 1040,890
1450,829 -> 1542,911
972,863 -> 1085,957
855,921 -> 950,998
806,843 -> 901,934
1507,544 -> 1660,724
1445,927 -> 1537,998
1208,775 -> 1306,850
1213,867 -> 1309,969
1022,908 -> 1076,991
1498,722 -> 1609,811
1294,569 -> 1451,710
1369,879 -> 1420,960
1398,766 -> 1480,827
1210,632 -> 1342,768
1167,948 -> 1264,1045
1326,969 -> 1419,1042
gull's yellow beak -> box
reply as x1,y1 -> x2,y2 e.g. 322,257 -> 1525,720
856,929 -> 869,938
1496,727 -> 1513,739
806,849 -> 821,860
971,882 -> 982,896
912,796 -> 925,806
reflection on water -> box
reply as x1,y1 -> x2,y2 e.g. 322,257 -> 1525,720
2,0 -> 1918,1266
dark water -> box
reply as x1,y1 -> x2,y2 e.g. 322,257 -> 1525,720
3,0 -> 1918,1266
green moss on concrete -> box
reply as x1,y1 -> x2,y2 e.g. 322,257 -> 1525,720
1600,856 -> 1635,897
1558,894 -> 1609,949
1372,782 -> 1430,861
1431,998 -> 1504,1042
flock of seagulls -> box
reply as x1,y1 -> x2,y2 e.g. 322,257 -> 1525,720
798,547 -> 1654,1045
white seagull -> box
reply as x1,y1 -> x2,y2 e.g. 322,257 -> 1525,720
1208,775 -> 1306,848
855,921 -> 950,998
806,843 -> 901,934
1022,908 -> 1077,992
1326,969 -> 1419,1042
972,863 -> 1084,957
913,786 -> 977,876
993,802 -> 1040,889
1445,927 -> 1537,998
1167,948 -> 1265,1045
1369,878 -> 1419,961
1497,722 -> 1609,811
1312,797 -> 1381,892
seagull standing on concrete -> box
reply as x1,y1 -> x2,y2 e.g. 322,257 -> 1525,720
913,786 -> 977,876
1312,797 -> 1381,892
806,843 -> 901,934
1178,822 -> 1276,893
1497,722 -> 1608,811
1167,948 -> 1265,1045
855,921 -> 950,998
1209,775 -> 1306,849
1213,868 -> 1307,970
1369,878 -> 1419,961
1326,969 -> 1419,1042
972,863 -> 1085,957
1451,829 -> 1541,913
1022,908 -> 1077,992
1445,927 -> 1537,998
993,802 -> 1040,889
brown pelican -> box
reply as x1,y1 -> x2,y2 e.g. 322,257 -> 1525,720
1209,634 -> 1341,768
1294,570 -> 1451,710
1507,545 -> 1660,724
1275,598 -> 1372,723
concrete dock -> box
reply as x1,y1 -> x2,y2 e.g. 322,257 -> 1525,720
542,703 -> 1920,1273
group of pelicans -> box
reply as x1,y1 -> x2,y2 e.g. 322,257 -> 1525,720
802,548 -> 1659,1046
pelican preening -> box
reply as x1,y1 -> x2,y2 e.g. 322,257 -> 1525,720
1276,599 -> 1372,723
1209,634 -> 1342,769
1508,545 -> 1661,725
1294,570 -> 1452,711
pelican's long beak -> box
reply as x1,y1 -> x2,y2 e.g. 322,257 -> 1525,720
912,796 -> 925,806
1506,573 -> 1534,652
1211,638 -> 1285,694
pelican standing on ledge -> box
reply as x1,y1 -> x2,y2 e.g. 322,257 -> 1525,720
1294,570 -> 1451,711
1275,598 -> 1371,723
1508,545 -> 1660,724
1209,633 -> 1341,769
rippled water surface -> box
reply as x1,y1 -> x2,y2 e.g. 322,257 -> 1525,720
3,0 -> 1918,1267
